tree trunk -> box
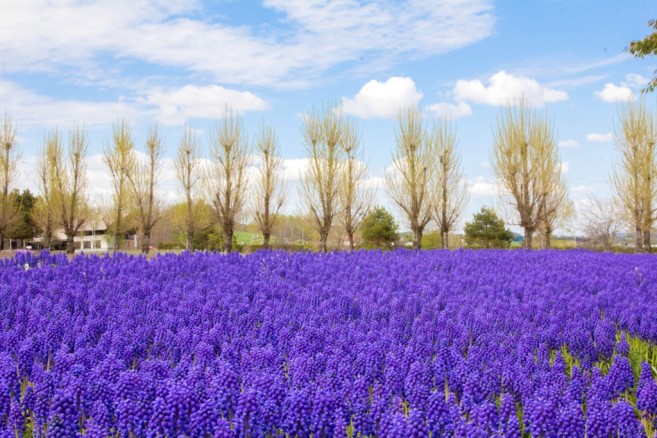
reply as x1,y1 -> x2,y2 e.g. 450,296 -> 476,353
636,227 -> 644,253
441,231 -> 449,249
319,229 -> 329,253
66,234 -> 75,254
644,230 -> 652,253
262,232 -> 271,249
223,228 -> 233,253
186,198 -> 194,251
113,210 -> 121,253
141,230 -> 151,254
187,231 -> 194,251
347,231 -> 355,251
544,231 -> 551,249
0,233 -> 4,251
413,227 -> 422,250
524,228 -> 533,250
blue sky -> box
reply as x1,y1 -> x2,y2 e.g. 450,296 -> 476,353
1,0 -> 656,233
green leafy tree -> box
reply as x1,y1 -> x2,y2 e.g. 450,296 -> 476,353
464,207 -> 513,249
360,206 -> 399,250
7,189 -> 37,245
628,19 -> 657,93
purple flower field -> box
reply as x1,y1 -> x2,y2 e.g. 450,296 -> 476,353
1,250 -> 657,437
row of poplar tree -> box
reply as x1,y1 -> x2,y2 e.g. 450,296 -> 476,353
0,98 -> 653,254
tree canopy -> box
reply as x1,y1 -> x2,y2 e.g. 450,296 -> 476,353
628,19 -> 657,93
7,189 -> 37,242
360,206 -> 399,250
464,207 -> 513,249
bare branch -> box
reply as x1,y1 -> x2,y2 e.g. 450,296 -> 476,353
428,120 -> 469,249
207,107 -> 251,252
174,125 -> 202,250
385,107 -> 433,249
254,122 -> 286,248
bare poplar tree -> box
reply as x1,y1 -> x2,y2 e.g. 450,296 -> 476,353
533,119 -> 570,248
53,126 -> 89,254
128,126 -> 163,254
174,126 -> 202,251
385,107 -> 433,250
339,119 -> 371,250
104,120 -> 136,252
429,121 -> 469,249
492,101 -> 560,249
207,108 -> 251,252
0,115 -> 20,250
582,196 -> 620,251
33,130 -> 60,249
611,100 -> 656,252
254,123 -> 286,249
301,104 -> 344,253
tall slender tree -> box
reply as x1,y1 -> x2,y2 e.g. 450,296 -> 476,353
429,121 -> 469,249
611,100 -> 656,252
492,100 -> 562,249
254,123 -> 286,249
53,126 -> 89,254
104,120 -> 136,252
0,115 -> 20,250
533,118 -> 570,248
385,107 -> 433,250
301,104 -> 344,252
174,126 -> 202,250
207,108 -> 251,252
33,130 -> 60,249
128,126 -> 163,254
338,119 -> 371,250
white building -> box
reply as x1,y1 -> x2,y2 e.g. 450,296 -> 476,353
51,219 -> 112,252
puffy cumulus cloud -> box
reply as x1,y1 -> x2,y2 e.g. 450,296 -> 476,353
468,176 -> 497,197
142,85 -> 269,126
454,70 -> 568,106
560,162 -> 570,174
425,101 -> 472,119
586,132 -> 613,143
558,139 -> 580,148
281,158 -> 310,182
594,83 -> 634,103
342,77 -> 423,119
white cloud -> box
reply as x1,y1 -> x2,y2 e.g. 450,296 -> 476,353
626,73 -> 649,87
560,162 -> 570,174
0,80 -> 149,127
469,176 -> 497,197
281,158 -> 310,182
454,70 -> 568,106
594,83 -> 634,103
425,101 -> 472,119
342,77 -> 423,119
143,85 -> 269,126
0,80 -> 268,129
558,139 -> 580,148
586,132 -> 613,143
0,0 -> 495,87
